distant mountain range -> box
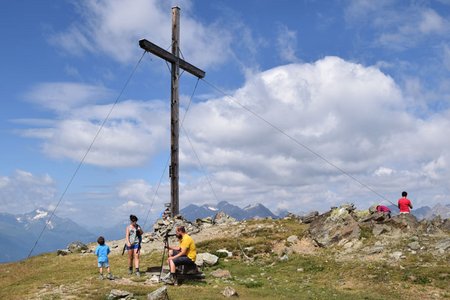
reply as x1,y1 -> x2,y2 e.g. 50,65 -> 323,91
1,202 -> 448,263
0,209 -> 96,263
387,203 -> 450,219
410,203 -> 450,220
180,201 -> 278,221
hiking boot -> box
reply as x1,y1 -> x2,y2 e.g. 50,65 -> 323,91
161,272 -> 171,280
162,274 -> 176,285
107,273 -> 113,280
128,268 -> 133,275
162,277 -> 174,285
98,274 -> 104,280
136,271 -> 141,277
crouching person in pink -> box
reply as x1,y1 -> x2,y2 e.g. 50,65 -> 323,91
376,205 -> 391,218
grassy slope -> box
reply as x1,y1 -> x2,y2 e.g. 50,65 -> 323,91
0,219 -> 449,300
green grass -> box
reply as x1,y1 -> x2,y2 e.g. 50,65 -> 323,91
1,219 -> 449,300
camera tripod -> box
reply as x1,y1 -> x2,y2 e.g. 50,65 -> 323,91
159,235 -> 171,280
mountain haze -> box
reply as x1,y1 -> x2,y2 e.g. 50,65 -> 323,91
180,201 -> 278,221
0,209 -> 96,263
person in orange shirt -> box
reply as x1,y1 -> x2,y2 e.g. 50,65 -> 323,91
163,226 -> 197,285
398,191 -> 413,214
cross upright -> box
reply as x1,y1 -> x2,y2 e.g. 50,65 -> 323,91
139,7 -> 205,217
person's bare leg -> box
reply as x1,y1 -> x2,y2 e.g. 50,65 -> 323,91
128,250 -> 133,273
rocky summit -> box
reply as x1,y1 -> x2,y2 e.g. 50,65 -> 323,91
0,205 -> 449,299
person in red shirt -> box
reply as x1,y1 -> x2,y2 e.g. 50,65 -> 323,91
398,191 -> 413,213
376,205 -> 391,218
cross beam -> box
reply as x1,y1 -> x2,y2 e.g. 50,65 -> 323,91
139,39 -> 205,79
139,7 -> 205,217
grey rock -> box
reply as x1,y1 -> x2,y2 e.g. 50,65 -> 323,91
279,254 -> 289,261
210,269 -> 232,279
435,238 -> 450,252
301,211 -> 319,224
196,253 -> 219,267
408,241 -> 421,251
214,212 -> 237,224
390,251 -> 403,260
147,286 -> 169,300
361,212 -> 389,223
222,286 -> 238,297
107,289 -> 133,300
372,224 -> 391,236
216,249 -> 233,258
67,241 -> 88,253
287,235 -> 299,244
308,207 -> 360,248
56,249 -> 70,256
365,246 -> 384,254
442,219 -> 450,232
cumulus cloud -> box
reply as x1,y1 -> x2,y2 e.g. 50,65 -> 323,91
16,56 -> 450,217
49,0 -> 232,68
0,170 -> 57,214
176,56 -> 450,212
19,97 -> 169,167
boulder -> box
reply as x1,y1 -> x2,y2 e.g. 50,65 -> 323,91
147,286 -> 169,300
222,286 -> 238,297
196,253 -> 219,267
67,241 -> 88,253
216,249 -> 233,258
301,211 -> 319,224
214,212 -> 237,224
435,238 -> 450,252
372,224 -> 391,236
56,249 -> 70,256
107,289 -> 133,300
390,214 -> 419,231
361,212 -> 390,223
308,206 -> 360,248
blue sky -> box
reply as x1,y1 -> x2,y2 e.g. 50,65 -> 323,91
1,0 -> 450,227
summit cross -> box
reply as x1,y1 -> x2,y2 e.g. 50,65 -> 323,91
139,6 -> 206,217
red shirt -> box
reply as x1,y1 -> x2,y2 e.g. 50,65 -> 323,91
398,197 -> 412,213
376,205 -> 391,213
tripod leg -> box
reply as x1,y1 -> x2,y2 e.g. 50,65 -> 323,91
159,240 -> 168,280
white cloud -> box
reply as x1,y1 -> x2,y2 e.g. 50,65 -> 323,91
276,25 -> 300,63
25,82 -> 112,113
374,167 -> 394,176
49,0 -> 232,68
345,2 -> 450,50
18,98 -> 169,167
0,170 -> 57,214
16,57 -> 450,217
176,56 -> 450,212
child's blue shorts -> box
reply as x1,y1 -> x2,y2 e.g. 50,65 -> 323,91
98,261 -> 109,268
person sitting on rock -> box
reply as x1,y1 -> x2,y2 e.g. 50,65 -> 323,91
398,191 -> 413,214
376,205 -> 391,218
163,226 -> 197,285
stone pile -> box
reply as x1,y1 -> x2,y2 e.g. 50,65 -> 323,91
151,215 -> 200,241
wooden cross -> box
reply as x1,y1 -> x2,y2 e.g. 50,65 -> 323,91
139,7 -> 206,217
